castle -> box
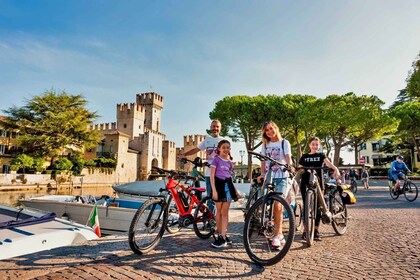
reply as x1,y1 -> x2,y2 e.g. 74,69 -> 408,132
87,92 -> 206,181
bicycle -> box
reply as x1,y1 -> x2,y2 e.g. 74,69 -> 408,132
389,172 -> 418,202
243,151 -> 295,266
243,171 -> 303,232
128,158 -> 215,255
301,167 -> 349,247
350,177 -> 358,194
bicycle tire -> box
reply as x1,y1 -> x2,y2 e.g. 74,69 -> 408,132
351,180 -> 357,194
331,190 -> 348,235
193,196 -> 216,239
389,186 -> 399,200
243,194 -> 295,266
294,201 -> 303,232
166,201 -> 181,234
403,182 -> 418,202
304,189 -> 316,247
128,197 -> 168,255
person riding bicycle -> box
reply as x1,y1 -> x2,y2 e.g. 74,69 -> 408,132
390,155 -> 411,194
178,119 -> 224,214
256,120 -> 294,248
298,137 -> 340,241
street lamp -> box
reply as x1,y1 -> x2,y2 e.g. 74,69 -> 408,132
239,150 -> 245,180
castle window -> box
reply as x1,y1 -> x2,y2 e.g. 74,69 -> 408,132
124,124 -> 127,128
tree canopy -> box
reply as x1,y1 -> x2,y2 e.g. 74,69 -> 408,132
1,90 -> 99,162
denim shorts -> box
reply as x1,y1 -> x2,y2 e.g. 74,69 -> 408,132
273,178 -> 289,197
224,183 -> 232,202
391,172 -> 404,182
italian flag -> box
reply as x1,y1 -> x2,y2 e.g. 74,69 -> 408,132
89,204 -> 101,237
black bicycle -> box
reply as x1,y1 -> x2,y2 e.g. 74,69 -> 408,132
243,151 -> 295,266
302,167 -> 349,247
389,172 -> 418,202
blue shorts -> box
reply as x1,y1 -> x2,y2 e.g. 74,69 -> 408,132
224,183 -> 232,202
391,172 -> 405,182
273,178 -> 289,197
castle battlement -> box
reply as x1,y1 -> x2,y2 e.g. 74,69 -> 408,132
144,127 -> 166,138
89,122 -> 117,131
184,135 -> 206,146
117,102 -> 145,113
136,92 -> 164,108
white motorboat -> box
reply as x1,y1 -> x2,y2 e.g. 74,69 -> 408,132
19,195 -> 146,235
0,204 -> 98,260
113,180 -> 248,208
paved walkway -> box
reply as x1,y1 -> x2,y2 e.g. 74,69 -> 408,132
1,182 -> 419,279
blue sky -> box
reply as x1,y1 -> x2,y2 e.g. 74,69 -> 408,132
1,0 -> 420,164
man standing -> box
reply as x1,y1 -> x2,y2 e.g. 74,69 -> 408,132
178,120 -> 224,213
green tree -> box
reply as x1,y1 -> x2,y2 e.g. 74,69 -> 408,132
209,95 -> 272,178
406,51 -> 420,99
391,101 -> 420,167
0,90 -> 99,164
11,154 -> 34,174
275,94 -> 319,160
315,93 -> 393,165
52,157 -> 73,171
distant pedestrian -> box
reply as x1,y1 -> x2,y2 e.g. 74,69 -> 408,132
341,170 -> 346,184
361,168 -> 369,189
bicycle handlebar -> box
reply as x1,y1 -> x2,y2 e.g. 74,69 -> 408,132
180,157 -> 210,168
151,166 -> 198,181
248,150 -> 291,171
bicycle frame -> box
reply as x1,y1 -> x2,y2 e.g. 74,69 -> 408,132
308,170 -> 329,217
164,177 -> 204,218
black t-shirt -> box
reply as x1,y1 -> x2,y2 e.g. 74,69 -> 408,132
299,153 -> 326,186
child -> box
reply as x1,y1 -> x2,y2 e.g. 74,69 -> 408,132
257,120 -> 294,248
210,139 -> 240,248
298,137 -> 340,241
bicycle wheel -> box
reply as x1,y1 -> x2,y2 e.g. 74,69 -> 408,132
166,202 -> 181,234
294,201 -> 303,232
403,182 -> 418,202
243,195 -> 295,266
304,189 -> 316,247
128,197 -> 168,255
193,196 -> 216,239
351,180 -> 357,194
331,190 -> 348,235
389,186 -> 399,200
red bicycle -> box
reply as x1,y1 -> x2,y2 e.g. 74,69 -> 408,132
128,158 -> 215,255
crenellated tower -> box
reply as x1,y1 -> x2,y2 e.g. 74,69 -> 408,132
136,92 -> 164,132
116,102 -> 145,139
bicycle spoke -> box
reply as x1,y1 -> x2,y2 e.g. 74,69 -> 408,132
128,198 -> 167,255
243,195 -> 295,266
331,190 -> 348,235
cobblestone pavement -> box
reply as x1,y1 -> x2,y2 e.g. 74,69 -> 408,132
1,182 -> 419,279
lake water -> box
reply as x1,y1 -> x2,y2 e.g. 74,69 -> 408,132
0,185 -> 115,207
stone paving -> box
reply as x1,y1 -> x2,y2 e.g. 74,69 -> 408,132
1,181 -> 419,279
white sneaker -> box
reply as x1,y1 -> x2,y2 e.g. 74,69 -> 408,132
271,235 -> 286,247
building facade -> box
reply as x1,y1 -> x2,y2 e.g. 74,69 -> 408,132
359,138 -> 419,171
